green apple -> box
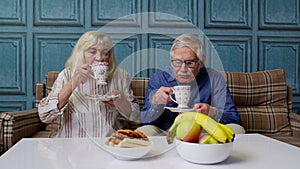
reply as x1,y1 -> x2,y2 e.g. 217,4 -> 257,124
176,120 -> 201,143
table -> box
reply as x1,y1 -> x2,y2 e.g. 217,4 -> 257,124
1,134 -> 300,169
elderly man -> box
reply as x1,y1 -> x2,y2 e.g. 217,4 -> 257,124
139,34 -> 242,135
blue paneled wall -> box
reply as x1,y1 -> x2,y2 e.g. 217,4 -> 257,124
0,0 -> 299,114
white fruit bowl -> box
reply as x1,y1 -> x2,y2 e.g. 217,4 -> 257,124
175,139 -> 233,164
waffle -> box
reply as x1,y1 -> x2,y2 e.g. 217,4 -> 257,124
106,129 -> 150,148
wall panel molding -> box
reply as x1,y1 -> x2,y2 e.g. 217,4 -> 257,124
209,36 -> 251,72
34,0 -> 84,26
92,0 -> 141,27
0,33 -> 26,95
0,0 -> 26,26
0,101 -> 26,113
33,33 -> 80,84
259,0 -> 300,29
259,37 -> 300,93
149,0 -> 197,27
111,34 -> 141,77
205,0 -> 251,29
148,35 -> 174,76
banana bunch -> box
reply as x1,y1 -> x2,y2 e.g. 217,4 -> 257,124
167,112 -> 235,144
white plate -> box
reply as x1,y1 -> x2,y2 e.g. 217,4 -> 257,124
96,136 -> 175,160
165,107 -> 193,113
104,143 -> 152,160
85,94 -> 120,101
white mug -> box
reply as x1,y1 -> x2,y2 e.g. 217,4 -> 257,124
91,62 -> 108,85
169,85 -> 191,108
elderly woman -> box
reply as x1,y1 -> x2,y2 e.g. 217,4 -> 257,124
38,31 -> 139,137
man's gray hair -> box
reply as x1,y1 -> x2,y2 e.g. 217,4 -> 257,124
170,34 -> 206,64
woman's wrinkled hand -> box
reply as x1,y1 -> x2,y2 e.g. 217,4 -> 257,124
72,64 -> 93,87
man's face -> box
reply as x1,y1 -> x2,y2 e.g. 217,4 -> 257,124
172,46 -> 202,83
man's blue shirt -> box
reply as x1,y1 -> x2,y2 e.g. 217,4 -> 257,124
140,66 -> 241,131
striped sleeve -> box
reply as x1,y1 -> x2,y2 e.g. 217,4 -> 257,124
38,69 -> 70,123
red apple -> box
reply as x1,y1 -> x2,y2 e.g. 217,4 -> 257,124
176,120 -> 201,143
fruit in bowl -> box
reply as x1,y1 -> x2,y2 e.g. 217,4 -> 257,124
167,112 -> 235,144
198,134 -> 219,144
176,119 -> 201,142
166,112 -> 236,164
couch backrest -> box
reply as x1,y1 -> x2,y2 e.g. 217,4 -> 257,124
221,69 -> 292,135
220,69 -> 288,106
45,71 -> 60,95
34,71 -> 59,107
131,78 -> 149,108
36,70 -> 292,135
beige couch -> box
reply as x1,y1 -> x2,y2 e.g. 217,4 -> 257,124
1,69 -> 300,155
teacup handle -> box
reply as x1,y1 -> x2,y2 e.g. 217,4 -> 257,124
169,88 -> 177,104
90,74 -> 97,79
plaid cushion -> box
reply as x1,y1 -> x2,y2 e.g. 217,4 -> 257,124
131,78 -> 149,108
290,112 -> 300,137
0,108 -> 43,154
237,106 -> 291,134
221,69 -> 288,106
285,86 -> 300,137
221,69 -> 291,134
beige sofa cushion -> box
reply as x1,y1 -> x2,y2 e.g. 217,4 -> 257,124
237,106 -> 291,134
221,69 -> 291,135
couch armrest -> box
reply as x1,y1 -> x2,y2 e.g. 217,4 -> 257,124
290,112 -> 300,138
0,108 -> 43,154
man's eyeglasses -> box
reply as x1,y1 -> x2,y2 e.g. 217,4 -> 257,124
171,59 -> 199,68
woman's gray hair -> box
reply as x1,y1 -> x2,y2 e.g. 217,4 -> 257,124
170,34 -> 206,64
65,31 -> 118,80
